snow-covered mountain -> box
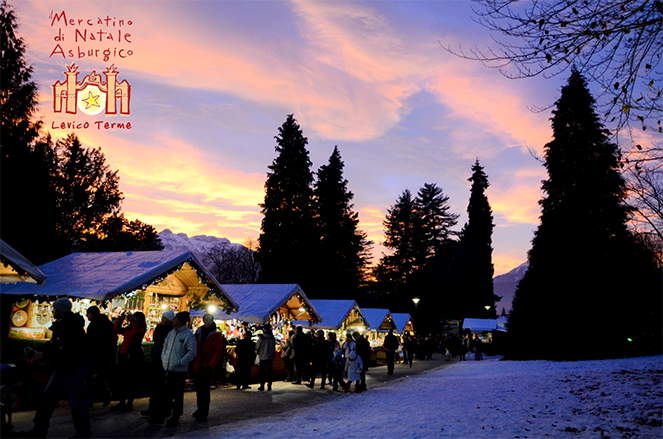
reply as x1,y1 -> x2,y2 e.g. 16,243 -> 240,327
493,262 -> 529,314
158,229 -> 241,262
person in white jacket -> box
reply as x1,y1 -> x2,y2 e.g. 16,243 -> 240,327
159,311 -> 195,427
342,331 -> 363,393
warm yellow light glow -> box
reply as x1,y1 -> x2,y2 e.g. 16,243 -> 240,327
207,304 -> 218,314
160,304 -> 168,310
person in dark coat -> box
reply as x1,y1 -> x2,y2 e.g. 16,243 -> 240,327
112,311 -> 147,412
192,313 -> 224,421
353,332 -> 370,391
402,332 -> 415,367
281,330 -> 296,382
235,330 -> 255,390
85,305 -> 116,407
291,326 -> 310,385
382,329 -> 400,375
327,332 -> 345,392
307,330 -> 328,389
24,298 -> 91,438
143,310 -> 174,422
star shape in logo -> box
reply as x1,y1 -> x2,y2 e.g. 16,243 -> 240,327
81,90 -> 101,109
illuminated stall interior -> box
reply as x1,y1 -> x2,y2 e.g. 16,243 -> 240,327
360,308 -> 396,347
298,299 -> 368,340
391,313 -> 414,336
0,239 -> 46,285
206,284 -> 320,342
2,250 -> 237,341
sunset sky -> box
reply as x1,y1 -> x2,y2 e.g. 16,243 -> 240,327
14,0 -> 571,275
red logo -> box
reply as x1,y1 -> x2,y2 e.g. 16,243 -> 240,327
52,63 -> 131,116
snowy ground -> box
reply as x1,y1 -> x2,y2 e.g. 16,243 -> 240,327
184,355 -> 663,439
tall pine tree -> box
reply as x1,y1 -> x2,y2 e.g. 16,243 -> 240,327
412,183 -> 460,329
314,146 -> 371,298
509,71 -> 661,360
458,160 -> 495,317
375,189 -> 423,309
0,2 -> 58,263
414,183 -> 459,262
258,115 -> 320,292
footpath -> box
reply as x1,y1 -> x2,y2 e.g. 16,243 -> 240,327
10,357 -> 455,438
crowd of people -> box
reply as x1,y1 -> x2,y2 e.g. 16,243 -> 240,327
12,301 -> 445,438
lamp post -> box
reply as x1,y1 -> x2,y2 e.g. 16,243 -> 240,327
412,297 -> 420,307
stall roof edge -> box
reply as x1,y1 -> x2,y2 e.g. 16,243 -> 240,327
0,240 -> 47,284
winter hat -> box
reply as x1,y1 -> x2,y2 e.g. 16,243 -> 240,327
52,298 -> 72,313
162,309 -> 176,321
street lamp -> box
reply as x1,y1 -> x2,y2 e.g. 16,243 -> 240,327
484,305 -> 491,311
412,297 -> 420,306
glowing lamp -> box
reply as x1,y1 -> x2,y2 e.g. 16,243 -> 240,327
207,304 -> 217,314
412,297 -> 420,306
160,304 -> 168,310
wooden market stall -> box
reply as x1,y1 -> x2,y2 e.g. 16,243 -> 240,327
0,239 -> 46,285
1,250 -> 238,341
391,312 -> 414,336
361,308 -> 396,347
211,283 -> 320,380
307,299 -> 369,339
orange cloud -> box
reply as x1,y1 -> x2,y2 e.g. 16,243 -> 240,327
490,184 -> 542,225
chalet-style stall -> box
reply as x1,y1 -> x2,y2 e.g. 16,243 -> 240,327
211,283 -> 320,380
391,313 -> 414,336
216,284 -> 320,337
359,308 -> 396,365
0,239 -> 46,285
361,308 -> 396,347
1,250 -> 237,341
307,299 -> 369,339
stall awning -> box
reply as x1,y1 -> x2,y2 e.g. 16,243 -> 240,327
462,318 -> 497,332
361,308 -> 395,330
391,313 -> 412,333
0,251 -> 238,310
309,299 -> 366,330
0,240 -> 47,285
219,284 -> 320,324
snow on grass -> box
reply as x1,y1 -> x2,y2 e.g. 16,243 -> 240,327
186,356 -> 663,439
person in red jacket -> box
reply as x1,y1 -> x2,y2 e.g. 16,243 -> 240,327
112,311 -> 146,412
191,313 -> 225,422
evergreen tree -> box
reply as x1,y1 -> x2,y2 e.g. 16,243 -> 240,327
52,134 -> 124,253
509,71 -> 661,360
458,160 -> 495,317
258,115 -> 320,292
375,189 -> 423,309
314,146 -> 371,298
0,2 -> 58,263
414,182 -> 459,261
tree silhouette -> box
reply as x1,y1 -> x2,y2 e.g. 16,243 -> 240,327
457,160 -> 496,317
315,146 -> 371,298
258,115 -> 320,292
0,2 -> 58,263
509,70 -> 661,359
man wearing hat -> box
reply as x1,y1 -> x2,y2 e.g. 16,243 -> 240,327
144,309 -> 175,423
25,298 -> 91,437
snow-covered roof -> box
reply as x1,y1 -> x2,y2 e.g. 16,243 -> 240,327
219,284 -> 320,324
463,318 -> 497,332
0,239 -> 47,284
0,251 -> 238,310
361,308 -> 394,330
309,299 -> 362,330
391,313 -> 412,333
